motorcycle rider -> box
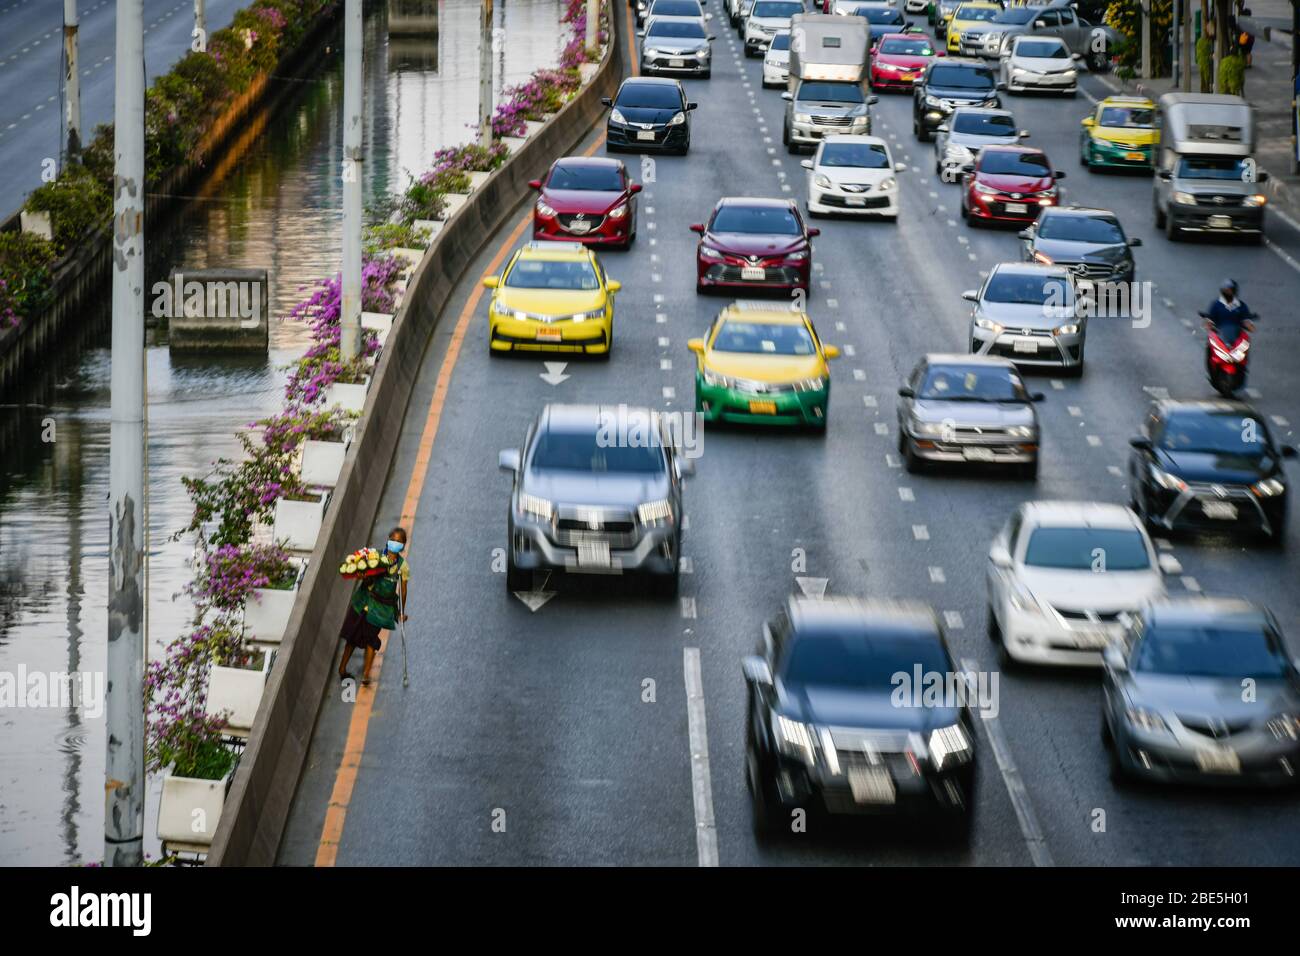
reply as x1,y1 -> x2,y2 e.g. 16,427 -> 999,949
1200,278 -> 1254,378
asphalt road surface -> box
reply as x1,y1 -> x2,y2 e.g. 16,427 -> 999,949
279,1 -> 1300,866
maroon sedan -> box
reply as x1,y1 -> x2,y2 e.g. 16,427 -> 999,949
960,145 -> 1065,227
869,33 -> 942,93
530,156 -> 641,248
691,198 -> 818,294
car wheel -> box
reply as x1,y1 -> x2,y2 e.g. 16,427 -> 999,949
1108,734 -> 1131,786
1153,198 -> 1166,228
1066,358 -> 1084,378
701,69 -> 712,79
902,436 -> 924,473
1018,459 -> 1038,481
651,566 -> 680,597
1080,141 -> 1090,168
1164,210 -> 1180,241
747,749 -> 781,838
1101,712 -> 1114,747
506,549 -> 530,592
986,604 -> 1001,643
943,806 -> 974,845
917,121 -> 931,143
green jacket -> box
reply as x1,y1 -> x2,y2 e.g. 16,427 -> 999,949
349,558 -> 404,630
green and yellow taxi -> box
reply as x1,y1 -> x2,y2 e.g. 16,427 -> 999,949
688,302 -> 840,428
946,1 -> 1002,52
484,241 -> 620,357
1079,95 -> 1157,171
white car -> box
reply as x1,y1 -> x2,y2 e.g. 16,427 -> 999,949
763,30 -> 792,86
933,106 -> 1028,180
999,35 -> 1081,94
987,502 -> 1178,667
904,0 -> 928,11
744,0 -> 804,55
800,134 -> 905,219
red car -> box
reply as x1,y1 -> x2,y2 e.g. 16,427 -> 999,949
691,197 -> 818,294
960,145 -> 1065,227
869,33 -> 943,92
529,156 -> 641,248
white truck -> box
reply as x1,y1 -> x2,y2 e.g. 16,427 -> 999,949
782,13 -> 876,153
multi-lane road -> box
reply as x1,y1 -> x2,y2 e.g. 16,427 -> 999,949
278,1 -> 1300,865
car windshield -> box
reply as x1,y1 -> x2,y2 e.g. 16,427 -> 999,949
752,0 -> 802,16
1158,411 -> 1269,457
650,0 -> 703,14
955,5 -> 999,20
879,37 -> 934,54
1023,527 -> 1151,571
820,141 -> 890,168
505,258 -> 600,290
919,365 -> 1025,401
530,430 -> 666,473
710,204 -> 802,234
952,111 -> 1016,135
770,32 -> 791,49
616,83 -> 682,109
713,320 -> 816,355
781,631 -> 950,689
647,19 -> 708,37
993,7 -> 1037,22
979,149 -> 1051,176
928,65 -> 996,89
547,164 -> 623,191
797,81 -> 866,103
983,272 -> 1072,305
1176,156 -> 1251,180
1133,624 -> 1290,679
1098,105 -> 1154,128
1037,214 -> 1125,243
1017,39 -> 1067,57
858,8 -> 904,22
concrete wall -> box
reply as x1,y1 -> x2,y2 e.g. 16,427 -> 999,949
205,17 -> 625,867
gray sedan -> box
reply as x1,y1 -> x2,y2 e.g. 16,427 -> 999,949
1103,598 -> 1300,787
897,354 -> 1044,478
934,107 -> 1029,180
961,0 -> 1120,69
1019,205 -> 1141,287
640,17 -> 715,77
965,262 -> 1086,375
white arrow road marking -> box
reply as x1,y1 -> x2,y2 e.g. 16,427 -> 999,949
540,362 -> 570,385
683,648 -> 718,867
796,576 -> 829,599
513,572 -> 555,612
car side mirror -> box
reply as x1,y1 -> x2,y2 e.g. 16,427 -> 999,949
498,449 -> 521,473
1257,170 -> 1270,183
1103,644 -> 1127,672
1080,116 -> 1095,127
868,94 -> 879,105
527,179 -> 542,189
637,29 -> 645,36
936,49 -> 946,56
1018,228 -> 1032,240
996,80 -> 1007,90
1129,436 -> 1153,451
601,96 -> 612,106
1158,553 -> 1183,575
1034,19 -> 1046,27
1158,170 -> 1172,181
807,227 -> 820,237
689,223 -> 706,233
898,385 -> 915,398
782,91 -> 794,100
960,163 -> 975,174
742,655 -> 774,686
676,457 -> 696,479
801,159 -> 814,169
1128,236 -> 1142,247
483,276 -> 500,289
989,544 -> 1012,568
961,289 -> 978,302
607,280 -> 622,293
630,183 -> 643,193
1019,129 -> 1030,138
894,162 -> 907,172
1282,444 -> 1299,459
1029,391 -> 1045,402
1072,52 -> 1083,60
823,345 -> 841,359
687,338 -> 705,354
1054,170 -> 1066,179
688,101 -> 699,110
936,123 -> 949,133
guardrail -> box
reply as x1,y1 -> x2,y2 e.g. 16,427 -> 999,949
205,12 -> 624,867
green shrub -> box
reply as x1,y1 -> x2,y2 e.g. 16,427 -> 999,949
1218,54 -> 1245,95
364,222 -> 433,254
24,167 -> 112,256
398,179 -> 449,223
1196,36 -> 1213,92
79,124 -> 116,189
0,232 -> 57,325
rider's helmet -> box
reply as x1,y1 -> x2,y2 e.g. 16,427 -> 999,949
1220,278 -> 1239,296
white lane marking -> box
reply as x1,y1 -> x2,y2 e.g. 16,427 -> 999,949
862,395 -> 877,407
1271,415 -> 1290,428
944,611 -> 964,629
1086,435 -> 1101,447
835,321 -> 846,331
652,273 -> 662,283
680,556 -> 694,574
1245,387 -> 1262,399
885,453 -> 901,468
796,576 -> 829,599
852,368 -> 865,380
1107,465 -> 1123,477
1155,538 -> 1173,550
874,422 -> 889,435
658,336 -> 670,348
962,659 -> 1053,867
827,298 -> 839,308
656,314 -> 667,324
1050,379 -> 1065,390
1181,576 -> 1201,592
898,487 -> 915,502
660,358 -> 672,370
662,384 -> 677,400
1264,237 -> 1300,276
680,597 -> 697,619
683,648 -> 718,868
912,524 -> 929,540
1067,405 -> 1082,417
653,293 -> 664,304
928,566 -> 946,583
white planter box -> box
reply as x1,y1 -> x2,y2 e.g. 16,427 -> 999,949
273,494 -> 328,552
523,120 -> 546,138
438,193 -> 469,220
390,246 -> 425,276
205,664 -> 269,736
579,62 -> 599,85
500,135 -> 527,155
243,585 -> 297,646
361,311 -> 394,348
467,170 -> 491,191
322,379 -> 369,414
20,210 -> 52,240
158,771 -> 230,848
301,438 -> 347,489
412,219 -> 444,242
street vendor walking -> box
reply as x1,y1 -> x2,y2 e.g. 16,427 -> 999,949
337,526 -> 410,685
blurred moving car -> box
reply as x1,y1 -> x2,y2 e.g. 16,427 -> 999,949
964,262 -> 1086,373
986,501 -> 1177,667
688,300 -> 840,428
691,197 -> 819,293
999,35 -> 1080,94
639,15 -> 715,77
801,134 -> 906,218
743,596 -> 977,837
762,29 -> 793,86
529,157 -> 642,248
934,106 -> 1028,178
870,32 -> 943,92
498,404 -> 691,595
1079,95 -> 1157,170
603,77 -> 698,154
945,1 -> 1003,53
1102,598 -> 1300,786
896,353 -> 1043,478
744,0 -> 804,55
912,58 -> 1000,141
1018,205 -> 1140,286
960,144 -> 1065,225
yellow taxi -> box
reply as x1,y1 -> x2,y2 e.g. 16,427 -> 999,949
946,1 -> 1003,52
484,241 -> 620,357
1079,95 -> 1158,170
688,301 -> 840,429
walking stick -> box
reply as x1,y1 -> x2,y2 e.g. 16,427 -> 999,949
397,588 -> 410,688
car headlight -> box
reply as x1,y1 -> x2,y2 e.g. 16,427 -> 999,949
517,493 -> 554,521
974,316 -> 1003,333
879,176 -> 896,191
784,249 -> 808,261
911,418 -> 947,437
669,111 -> 687,126
610,108 -> 627,125
928,724 -> 972,770
637,499 -> 674,526
1007,425 -> 1035,438
944,144 -> 972,159
1173,190 -> 1196,205
1245,194 -> 1267,207
535,200 -> 556,217
973,181 -> 998,195
1032,251 -> 1053,265
701,367 -> 734,388
1062,68 -> 1077,77
792,375 -> 828,392
924,94 -> 942,108
608,202 -> 628,219
1252,477 -> 1286,497
775,714 -> 817,765
850,115 -> 869,127
878,62 -> 900,71
1052,322 -> 1078,336
491,298 -> 514,316
570,308 -> 605,323
794,112 -> 813,123
1265,713 -> 1300,741
1008,584 -> 1042,615
698,243 -> 725,260
1125,706 -> 1171,734
813,173 -> 832,189
1011,66 -> 1028,76
695,45 -> 711,56
1150,465 -> 1187,493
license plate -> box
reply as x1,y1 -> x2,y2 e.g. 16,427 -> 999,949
1004,202 -> 1028,214
669,57 -> 685,67
741,266 -> 766,281
536,329 -> 562,342
1201,500 -> 1238,520
577,540 -> 611,568
963,446 -> 995,462
847,766 -> 896,805
748,400 -> 777,414
1073,629 -> 1109,649
1208,214 -> 1233,229
636,130 -> 656,141
566,220 -> 591,234
1013,337 -> 1038,354
1195,747 -> 1241,774
846,197 -> 866,207
1125,151 -> 1145,161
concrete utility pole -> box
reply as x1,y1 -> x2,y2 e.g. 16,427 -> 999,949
1182,0 -> 1194,89
340,0 -> 362,362
586,0 -> 599,53
1141,0 -> 1152,80
63,0 -> 81,161
105,0 -> 146,869
479,0 -> 494,147
194,0 -> 205,42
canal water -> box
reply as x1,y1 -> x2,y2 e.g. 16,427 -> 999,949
0,0 -> 564,865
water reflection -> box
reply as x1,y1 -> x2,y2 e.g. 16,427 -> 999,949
0,0 -> 563,865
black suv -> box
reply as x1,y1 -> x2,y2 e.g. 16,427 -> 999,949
603,77 -> 698,155
913,59 -> 1000,142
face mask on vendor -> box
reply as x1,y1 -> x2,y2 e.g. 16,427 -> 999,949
387,539 -> 405,553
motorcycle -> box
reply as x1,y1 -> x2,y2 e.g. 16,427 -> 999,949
1198,311 -> 1256,397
